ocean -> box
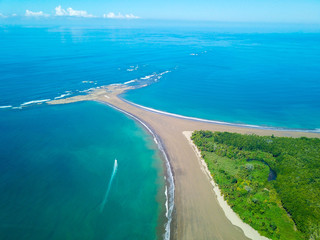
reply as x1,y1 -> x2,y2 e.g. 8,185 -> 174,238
0,21 -> 320,239
0,102 -> 166,239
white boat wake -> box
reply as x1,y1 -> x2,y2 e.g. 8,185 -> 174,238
100,159 -> 118,212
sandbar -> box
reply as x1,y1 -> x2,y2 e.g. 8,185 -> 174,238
48,85 -> 319,240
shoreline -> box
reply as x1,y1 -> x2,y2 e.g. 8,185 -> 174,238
2,86 -> 319,133
48,85 -> 320,240
183,131 -> 270,240
3,83 -> 319,133
97,101 -> 175,240
120,97 -> 320,133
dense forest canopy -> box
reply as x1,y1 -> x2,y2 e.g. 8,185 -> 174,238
192,130 -> 320,240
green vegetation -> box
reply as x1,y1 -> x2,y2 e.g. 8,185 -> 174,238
192,130 -> 320,240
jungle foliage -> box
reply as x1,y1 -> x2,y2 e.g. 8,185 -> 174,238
192,130 -> 320,240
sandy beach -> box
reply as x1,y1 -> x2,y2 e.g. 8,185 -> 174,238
183,131 -> 269,240
48,85 -> 320,240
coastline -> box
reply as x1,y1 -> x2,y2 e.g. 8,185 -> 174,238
183,131 -> 270,240
48,85 -> 320,240
98,101 -> 175,240
120,97 -> 320,133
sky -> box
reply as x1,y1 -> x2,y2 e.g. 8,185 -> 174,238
0,0 -> 320,23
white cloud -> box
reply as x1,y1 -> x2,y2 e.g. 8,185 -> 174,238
25,10 -> 50,17
55,6 -> 67,16
0,13 -> 8,18
67,8 -> 94,17
55,5 -> 95,18
103,12 -> 140,19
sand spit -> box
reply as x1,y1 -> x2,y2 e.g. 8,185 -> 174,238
48,85 -> 133,105
48,85 -> 319,240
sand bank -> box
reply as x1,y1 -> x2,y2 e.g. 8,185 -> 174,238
48,86 -> 319,240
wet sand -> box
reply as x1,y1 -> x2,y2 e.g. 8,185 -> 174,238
48,85 -> 319,240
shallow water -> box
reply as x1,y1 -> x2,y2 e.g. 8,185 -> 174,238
0,102 -> 166,239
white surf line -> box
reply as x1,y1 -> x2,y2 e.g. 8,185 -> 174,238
183,131 -> 270,240
120,98 -> 319,133
98,101 -> 175,240
0,105 -> 12,109
123,80 -> 136,85
20,99 -> 51,106
54,93 -> 71,100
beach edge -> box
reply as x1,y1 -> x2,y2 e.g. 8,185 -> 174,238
183,131 -> 270,240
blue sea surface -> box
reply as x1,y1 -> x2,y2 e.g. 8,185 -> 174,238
0,21 -> 320,239
0,24 -> 319,130
123,32 -> 320,130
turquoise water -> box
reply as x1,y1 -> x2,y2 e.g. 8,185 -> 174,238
0,102 -> 166,239
0,22 -> 320,239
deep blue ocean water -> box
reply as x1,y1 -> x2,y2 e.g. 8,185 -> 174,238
1,24 -> 319,130
123,32 -> 320,130
0,21 -> 320,239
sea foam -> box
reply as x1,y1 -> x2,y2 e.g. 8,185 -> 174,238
140,74 -> 154,80
54,93 -> 71,100
21,99 -> 51,106
124,80 -> 136,85
0,105 -> 12,109
126,65 -> 139,71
